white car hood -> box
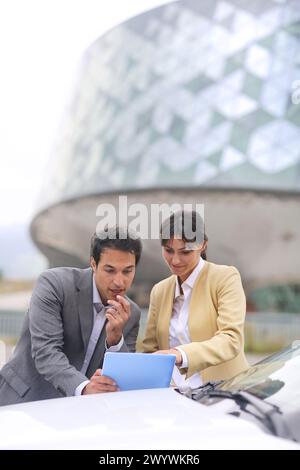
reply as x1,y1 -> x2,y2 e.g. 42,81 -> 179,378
0,388 -> 299,450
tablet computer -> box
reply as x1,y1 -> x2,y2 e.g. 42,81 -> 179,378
102,352 -> 176,391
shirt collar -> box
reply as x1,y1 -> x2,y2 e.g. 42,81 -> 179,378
175,257 -> 205,298
92,275 -> 104,306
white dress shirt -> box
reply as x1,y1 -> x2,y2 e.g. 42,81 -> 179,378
75,276 -> 123,395
170,257 -> 205,390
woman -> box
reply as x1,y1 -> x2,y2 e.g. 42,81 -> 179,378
142,210 -> 249,389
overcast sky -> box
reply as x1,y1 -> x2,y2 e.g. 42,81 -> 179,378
0,0 -> 172,227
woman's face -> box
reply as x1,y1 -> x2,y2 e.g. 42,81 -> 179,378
162,238 -> 203,282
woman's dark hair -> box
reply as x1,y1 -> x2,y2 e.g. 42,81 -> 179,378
90,226 -> 142,265
160,210 -> 208,260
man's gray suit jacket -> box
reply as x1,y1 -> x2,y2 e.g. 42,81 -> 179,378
0,267 -> 141,406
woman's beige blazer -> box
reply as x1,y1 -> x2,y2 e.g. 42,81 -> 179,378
142,261 -> 249,382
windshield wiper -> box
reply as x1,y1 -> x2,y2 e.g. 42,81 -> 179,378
182,387 -> 296,441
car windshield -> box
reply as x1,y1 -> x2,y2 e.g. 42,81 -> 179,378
217,341 -> 300,409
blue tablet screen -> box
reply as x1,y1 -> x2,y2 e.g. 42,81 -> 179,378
102,352 -> 176,391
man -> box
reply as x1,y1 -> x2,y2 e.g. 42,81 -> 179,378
0,226 -> 142,405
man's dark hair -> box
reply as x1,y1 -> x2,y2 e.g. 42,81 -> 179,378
160,210 -> 208,259
90,226 -> 142,266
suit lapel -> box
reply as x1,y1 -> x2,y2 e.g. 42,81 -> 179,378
158,276 -> 176,349
76,268 -> 94,351
188,261 -> 209,341
86,325 -> 107,377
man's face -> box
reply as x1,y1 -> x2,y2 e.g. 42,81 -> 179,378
91,248 -> 136,304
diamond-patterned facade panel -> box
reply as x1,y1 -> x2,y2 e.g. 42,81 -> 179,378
39,0 -> 300,209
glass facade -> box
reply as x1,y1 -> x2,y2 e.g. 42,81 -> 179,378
37,0 -> 300,211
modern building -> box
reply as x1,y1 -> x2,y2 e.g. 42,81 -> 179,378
31,0 -> 300,307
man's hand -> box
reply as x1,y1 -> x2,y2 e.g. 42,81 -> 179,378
154,348 -> 183,366
82,369 -> 118,394
105,295 -> 131,347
